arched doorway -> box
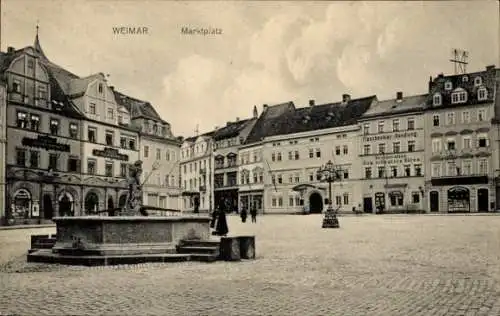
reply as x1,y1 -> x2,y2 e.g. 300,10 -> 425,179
309,192 -> 323,213
43,194 -> 53,219
12,189 -> 32,219
58,193 -> 73,216
430,191 -> 439,212
107,197 -> 114,210
84,192 -> 99,215
477,188 -> 489,212
118,194 -> 128,209
447,187 -> 470,213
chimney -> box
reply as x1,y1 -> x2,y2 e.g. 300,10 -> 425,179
109,86 -> 115,91
7,47 -> 15,53
309,99 -> 315,107
342,94 -> 351,104
253,105 -> 258,118
438,73 -> 444,78
263,104 -> 268,111
396,91 -> 403,102
486,65 -> 495,71
236,117 -> 239,122
226,121 -> 231,126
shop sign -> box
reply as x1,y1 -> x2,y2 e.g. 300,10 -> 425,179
22,135 -> 71,152
363,153 -> 422,166
362,131 -> 418,142
92,147 -> 129,161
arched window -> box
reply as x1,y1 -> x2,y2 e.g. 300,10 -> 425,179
451,88 -> 467,104
462,75 -> 468,82
474,76 -> 482,87
433,93 -> 442,106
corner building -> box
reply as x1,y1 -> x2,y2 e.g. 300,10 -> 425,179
357,92 -> 426,213
424,66 -> 498,213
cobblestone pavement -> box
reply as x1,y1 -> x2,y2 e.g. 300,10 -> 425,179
1,214 -> 500,316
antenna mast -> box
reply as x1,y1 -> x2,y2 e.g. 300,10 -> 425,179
194,124 -> 199,136
449,48 -> 469,74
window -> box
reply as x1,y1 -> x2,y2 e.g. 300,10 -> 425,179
107,108 -> 114,120
335,196 -> 342,205
271,198 -> 276,207
277,152 -> 282,161
431,163 -> 441,177
404,165 -> 411,177
363,144 -> 371,155
378,121 -> 384,133
412,192 -> 420,204
16,149 -> 26,166
105,161 -> 114,177
478,159 -> 488,174
462,75 -> 469,82
364,167 -> 372,179
461,111 -> 470,124
277,175 -> 283,184
294,150 -> 299,160
433,114 -> 440,127
12,79 -> 21,93
446,112 -> 455,125
433,93 -> 442,106
343,170 -> 349,179
414,164 -> 422,176
288,151 -> 293,160
27,59 -> 34,69
393,142 -> 400,153
343,193 -> 349,205
118,114 -> 123,124
48,153 -> 58,171
408,140 -> 416,152
335,146 -> 341,155
278,197 -> 283,207
478,135 -> 488,148
447,162 -> 456,176
392,119 -> 400,132
478,109 -> 486,121
363,123 -> 370,135
49,119 -> 59,135
474,76 -> 482,86
378,143 -> 385,154
289,197 -> 294,207
478,88 -> 487,101
89,103 -> 96,115
390,192 -> 404,206
378,166 -> 386,178
407,119 -> 415,130
271,175 -> 276,184
451,90 -> 467,104
29,151 -> 39,168
308,149 -> 313,158
432,139 -> 441,153
309,173 -> 314,182
30,114 -> 40,131
144,146 -> 149,158
288,175 -> 293,183
315,149 -> 321,158
462,160 -> 472,175
87,159 -> 96,175
463,137 -> 471,149
447,139 -> 456,151
120,137 -> 127,148
17,111 -> 28,128
37,86 -> 47,100
87,127 -> 97,143
105,131 -> 114,146
69,123 -> 78,138
67,157 -> 79,172
444,81 -> 452,90
156,148 -> 161,160
343,145 -> 348,155
98,83 -> 104,94
390,166 -> 397,177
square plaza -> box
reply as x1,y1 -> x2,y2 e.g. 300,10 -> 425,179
1,214 -> 500,316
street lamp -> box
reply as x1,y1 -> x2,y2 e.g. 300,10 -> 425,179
318,160 -> 343,228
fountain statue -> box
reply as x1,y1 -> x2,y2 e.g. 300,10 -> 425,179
121,160 -> 148,216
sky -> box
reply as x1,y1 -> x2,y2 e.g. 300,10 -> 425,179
1,0 -> 499,137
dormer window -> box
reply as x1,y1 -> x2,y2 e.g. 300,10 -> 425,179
462,75 -> 468,82
444,81 -> 453,90
474,76 -> 482,87
433,93 -> 442,106
477,87 -> 488,101
98,83 -> 104,94
451,88 -> 467,104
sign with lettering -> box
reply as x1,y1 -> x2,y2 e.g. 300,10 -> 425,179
363,131 -> 418,142
92,147 -> 129,161
22,135 -> 70,152
362,153 -> 422,166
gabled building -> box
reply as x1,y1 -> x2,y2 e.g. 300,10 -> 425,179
424,65 -> 498,213
213,112 -> 257,212
179,131 -> 215,212
0,82 -> 7,223
358,92 -> 427,213
113,90 -> 182,212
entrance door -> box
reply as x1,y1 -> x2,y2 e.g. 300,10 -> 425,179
477,189 -> 489,212
447,187 -> 470,213
107,197 -> 114,210
118,194 -> 128,209
363,197 -> 373,213
58,194 -> 72,216
430,191 -> 439,212
309,192 -> 324,213
43,194 -> 53,219
85,192 -> 99,214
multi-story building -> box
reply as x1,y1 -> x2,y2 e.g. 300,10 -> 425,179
2,35 -> 86,225
245,95 -> 376,214
179,132 -> 215,212
113,90 -> 181,212
424,66 -> 498,213
492,68 -> 500,209
213,114 -> 257,212
358,92 -> 427,213
0,82 -> 7,223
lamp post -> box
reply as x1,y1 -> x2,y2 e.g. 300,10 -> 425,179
318,160 -> 343,228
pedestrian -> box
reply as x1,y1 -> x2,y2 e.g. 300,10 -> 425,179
213,199 -> 229,236
240,205 -> 248,223
250,203 -> 257,223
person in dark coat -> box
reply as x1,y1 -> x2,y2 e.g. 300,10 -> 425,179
250,203 -> 257,223
215,206 -> 229,236
240,205 -> 248,223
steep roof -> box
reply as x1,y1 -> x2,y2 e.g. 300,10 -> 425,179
112,89 -> 166,123
362,94 -> 427,119
213,118 -> 253,141
244,102 -> 296,144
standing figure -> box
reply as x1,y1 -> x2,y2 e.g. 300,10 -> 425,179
123,160 -> 147,216
240,205 -> 248,223
213,199 -> 229,236
250,203 -> 257,223
193,196 -> 200,214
